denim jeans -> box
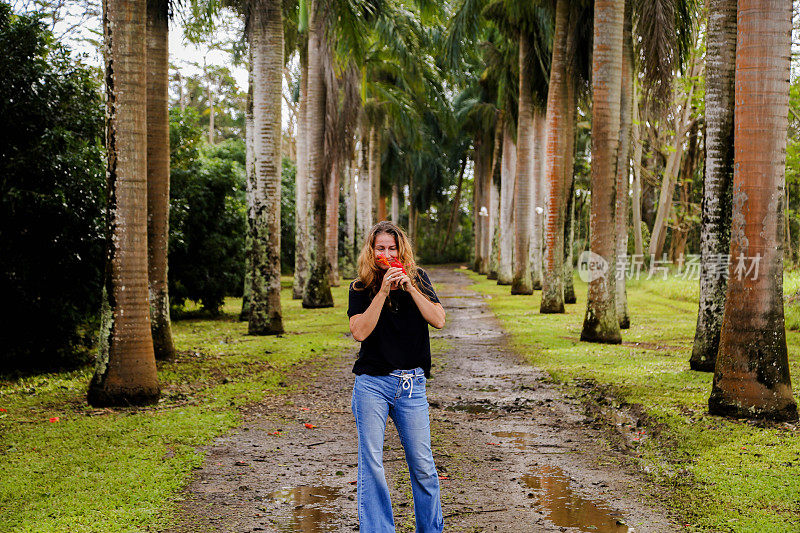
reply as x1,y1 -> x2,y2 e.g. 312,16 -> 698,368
351,368 -> 444,532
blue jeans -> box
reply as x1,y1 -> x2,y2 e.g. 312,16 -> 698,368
351,368 -> 444,532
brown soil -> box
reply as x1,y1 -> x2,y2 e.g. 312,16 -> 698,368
164,266 -> 679,532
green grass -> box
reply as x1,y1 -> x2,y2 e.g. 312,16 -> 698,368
464,269 -> 800,533
0,277 -> 355,533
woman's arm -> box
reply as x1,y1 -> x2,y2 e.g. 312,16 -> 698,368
349,268 -> 405,341
407,284 -> 446,329
349,291 -> 388,341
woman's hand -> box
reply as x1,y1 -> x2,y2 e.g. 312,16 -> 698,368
379,267 -> 405,295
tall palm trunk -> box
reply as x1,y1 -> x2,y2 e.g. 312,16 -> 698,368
691,0 -> 735,371
88,0 -> 160,406
292,46 -> 309,299
614,0 -> 633,329
540,0 -> 571,310
487,118 -> 503,279
302,0 -> 333,308
240,66 -> 255,320
391,183 -> 400,222
356,128 -> 371,248
146,0 -> 174,360
326,160 -> 340,286
631,88 -> 644,257
531,109 -> 546,290
472,145 -> 484,271
247,0 -> 284,334
512,32 -> 535,295
480,125 -> 498,275
709,0 -> 797,421
580,0 -> 623,344
563,172 -> 576,303
369,125 -> 380,224
408,173 -> 417,244
341,158 -> 357,278
489,166 -> 501,280
498,120 -> 517,285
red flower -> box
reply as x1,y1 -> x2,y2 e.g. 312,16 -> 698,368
49,417 -> 59,423
304,423 -> 317,429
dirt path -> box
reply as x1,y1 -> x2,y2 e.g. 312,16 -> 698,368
166,266 -> 678,532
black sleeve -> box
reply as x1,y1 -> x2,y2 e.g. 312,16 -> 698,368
416,269 -> 440,304
347,280 -> 371,317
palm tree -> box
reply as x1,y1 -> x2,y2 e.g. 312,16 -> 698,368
88,0 -> 160,406
540,0 -> 572,312
511,31 -> 536,295
497,118 -> 516,285
580,0 -> 623,344
246,0 -> 285,332
614,0 -> 633,329
708,0 -> 797,421
690,0 -> 735,371
292,41 -> 309,299
302,0 -> 333,308
146,0 -> 175,359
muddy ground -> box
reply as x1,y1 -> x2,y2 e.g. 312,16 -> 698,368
165,266 -> 680,533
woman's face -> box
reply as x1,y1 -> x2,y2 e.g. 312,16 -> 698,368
374,232 -> 399,269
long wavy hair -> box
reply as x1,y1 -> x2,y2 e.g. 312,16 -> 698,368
353,221 -> 433,302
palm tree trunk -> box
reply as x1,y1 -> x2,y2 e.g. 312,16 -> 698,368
247,0 -> 284,333
498,120 -> 516,285
292,46 -> 309,299
691,0 -> 735,372
357,127 -> 371,247
631,88 -> 644,257
540,0 -> 571,310
241,60 -> 255,321
482,123 -> 500,275
391,183 -> 399,222
326,159 -> 340,287
472,146 -> 483,271
563,173 -> 576,303
88,0 -> 160,407
489,168 -> 501,280
146,0 -> 175,360
369,125 -> 380,224
580,0 -> 623,344
512,32 -> 535,295
710,0 -> 797,421
302,0 -> 333,308
531,109 -> 546,290
615,0 -> 633,330
341,158 -> 357,278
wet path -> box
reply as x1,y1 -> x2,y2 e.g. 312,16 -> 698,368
166,267 -> 677,532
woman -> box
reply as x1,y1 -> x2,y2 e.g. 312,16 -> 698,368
348,221 -> 446,532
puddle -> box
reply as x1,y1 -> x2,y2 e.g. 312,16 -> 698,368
268,485 -> 341,532
445,401 -> 496,414
521,466 -> 631,532
491,430 -> 539,451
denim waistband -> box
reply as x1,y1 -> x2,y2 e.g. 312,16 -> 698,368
389,367 -> 424,397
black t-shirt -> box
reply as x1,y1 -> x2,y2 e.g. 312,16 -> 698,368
347,268 -> 441,378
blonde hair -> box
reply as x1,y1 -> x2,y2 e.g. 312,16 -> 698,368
352,221 -> 434,302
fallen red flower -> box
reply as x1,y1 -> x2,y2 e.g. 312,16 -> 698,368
49,417 -> 59,423
304,423 -> 317,429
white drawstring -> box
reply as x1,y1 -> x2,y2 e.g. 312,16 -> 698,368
390,372 -> 416,398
